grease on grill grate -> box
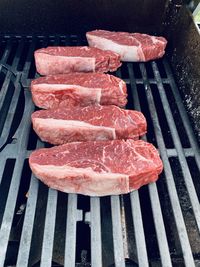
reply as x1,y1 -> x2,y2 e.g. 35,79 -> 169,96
0,35 -> 200,267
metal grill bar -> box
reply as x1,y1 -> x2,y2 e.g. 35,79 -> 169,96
167,148 -> 195,157
90,197 -> 102,267
148,183 -> 172,267
130,191 -> 149,267
124,78 -> 170,84
111,196 -> 126,267
40,189 -> 57,267
139,62 -> 196,266
64,194 -> 83,267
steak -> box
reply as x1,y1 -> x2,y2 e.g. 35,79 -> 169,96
31,105 -> 147,145
86,30 -> 167,62
29,139 -> 163,196
31,73 -> 127,109
34,46 -> 121,75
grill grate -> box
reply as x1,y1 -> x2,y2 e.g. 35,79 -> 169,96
0,35 -> 200,267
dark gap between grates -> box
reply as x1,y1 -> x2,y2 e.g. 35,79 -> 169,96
156,171 -> 183,256
44,142 -> 53,148
32,262 -> 63,267
145,61 -> 154,79
119,63 -> 130,80
6,86 -> 25,144
5,240 -> 19,266
58,37 -> 69,45
74,35 -> 85,46
52,192 -> 68,265
169,157 -> 200,255
28,57 -> 37,79
27,121 -> 39,151
156,59 -> 167,78
0,159 -> 16,227
139,186 -> 160,261
27,40 -> 38,80
122,195 -> 137,263
100,197 -> 115,267
186,157 -> 200,201
27,182 -> 48,267
70,36 -> 82,46
77,195 -> 90,212
126,83 -> 135,110
77,35 -> 88,46
136,83 -> 157,146
75,222 -> 91,264
164,83 -> 191,148
109,260 -> 139,267
150,83 -> 174,149
132,63 -> 142,79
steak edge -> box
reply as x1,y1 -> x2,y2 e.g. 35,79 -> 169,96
86,30 -> 167,62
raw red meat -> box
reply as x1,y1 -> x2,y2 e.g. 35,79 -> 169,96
29,139 -> 163,196
86,30 -> 167,62
31,73 -> 127,109
34,46 -> 121,75
31,105 -> 147,145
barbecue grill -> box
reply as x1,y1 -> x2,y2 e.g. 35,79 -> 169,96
0,1 -> 200,266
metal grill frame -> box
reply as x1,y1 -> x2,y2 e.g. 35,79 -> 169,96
0,35 -> 200,267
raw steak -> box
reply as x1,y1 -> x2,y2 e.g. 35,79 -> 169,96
86,30 -> 167,62
31,105 -> 147,145
34,46 -> 121,75
31,73 -> 127,109
29,139 -> 163,196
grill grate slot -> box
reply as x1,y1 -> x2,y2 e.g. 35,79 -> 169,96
0,35 -> 200,267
